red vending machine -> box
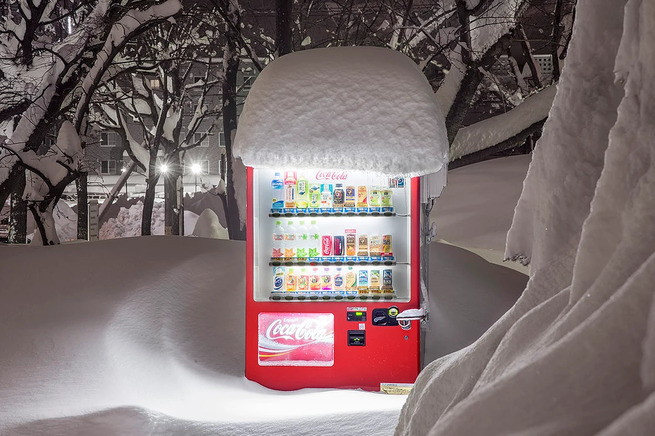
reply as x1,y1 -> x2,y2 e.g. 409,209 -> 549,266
246,168 -> 422,391
234,46 -> 449,392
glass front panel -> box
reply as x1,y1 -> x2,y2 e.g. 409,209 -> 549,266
253,168 -> 412,302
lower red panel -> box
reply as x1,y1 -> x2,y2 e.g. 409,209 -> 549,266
245,301 -> 420,391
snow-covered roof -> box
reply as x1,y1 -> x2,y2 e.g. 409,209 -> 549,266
233,46 -> 448,177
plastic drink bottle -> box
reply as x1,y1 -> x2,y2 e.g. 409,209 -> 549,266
308,220 -> 321,259
284,220 -> 296,258
272,220 -> 284,258
286,268 -> 297,291
298,268 -> 309,291
271,172 -> 284,210
321,268 -> 333,291
309,184 -> 321,209
296,175 -> 309,208
334,267 -> 345,292
310,268 -> 321,292
273,266 -> 285,292
320,184 -> 333,209
284,171 -> 297,208
296,221 -> 308,259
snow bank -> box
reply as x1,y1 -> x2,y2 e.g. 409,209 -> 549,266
234,46 -> 448,178
396,0 -> 655,434
192,208 -> 228,239
0,236 -> 524,435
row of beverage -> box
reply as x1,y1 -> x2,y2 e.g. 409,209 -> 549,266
271,220 -> 393,260
271,171 -> 394,212
273,266 -> 394,295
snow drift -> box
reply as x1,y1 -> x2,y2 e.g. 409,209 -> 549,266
396,0 -> 655,434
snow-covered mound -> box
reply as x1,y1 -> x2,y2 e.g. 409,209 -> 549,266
99,201 -> 198,239
234,46 -> 448,178
0,236 -> 525,435
192,208 -> 228,239
396,0 -> 655,434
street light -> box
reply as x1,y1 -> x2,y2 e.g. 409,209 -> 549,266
159,163 -> 169,174
191,162 -> 202,192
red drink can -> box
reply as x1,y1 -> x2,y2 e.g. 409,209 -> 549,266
333,235 -> 344,256
321,235 -> 333,256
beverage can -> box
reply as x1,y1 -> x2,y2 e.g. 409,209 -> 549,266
357,234 -> 369,257
382,269 -> 393,290
344,186 -> 356,208
321,235 -> 333,257
333,235 -> 344,256
382,235 -> 393,256
333,184 -> 345,209
369,269 -> 381,293
357,269 -> 369,294
357,186 -> 368,207
345,268 -> 357,293
345,230 -> 357,256
369,235 -> 381,256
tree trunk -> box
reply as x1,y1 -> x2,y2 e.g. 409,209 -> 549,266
76,171 -> 88,240
164,152 -> 182,235
275,0 -> 293,56
223,3 -> 246,240
30,201 -> 59,245
142,150 -> 159,236
9,172 -> 27,244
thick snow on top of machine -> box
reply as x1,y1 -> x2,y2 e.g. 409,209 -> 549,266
233,46 -> 448,177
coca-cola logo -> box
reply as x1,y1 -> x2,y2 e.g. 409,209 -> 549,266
315,170 -> 348,181
266,318 -> 332,343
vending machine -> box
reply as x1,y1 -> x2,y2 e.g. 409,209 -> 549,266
245,167 -> 423,391
235,45 -> 449,392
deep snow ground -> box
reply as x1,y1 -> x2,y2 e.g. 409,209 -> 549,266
0,156 -> 529,435
0,236 -> 525,435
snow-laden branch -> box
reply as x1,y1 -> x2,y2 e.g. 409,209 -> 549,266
450,85 -> 556,161
74,0 -> 182,129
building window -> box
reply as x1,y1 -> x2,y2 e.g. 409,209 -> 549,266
194,132 -> 209,147
100,160 -> 117,175
101,132 -> 119,147
534,54 -> 554,77
219,131 -> 226,148
242,75 -> 255,90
